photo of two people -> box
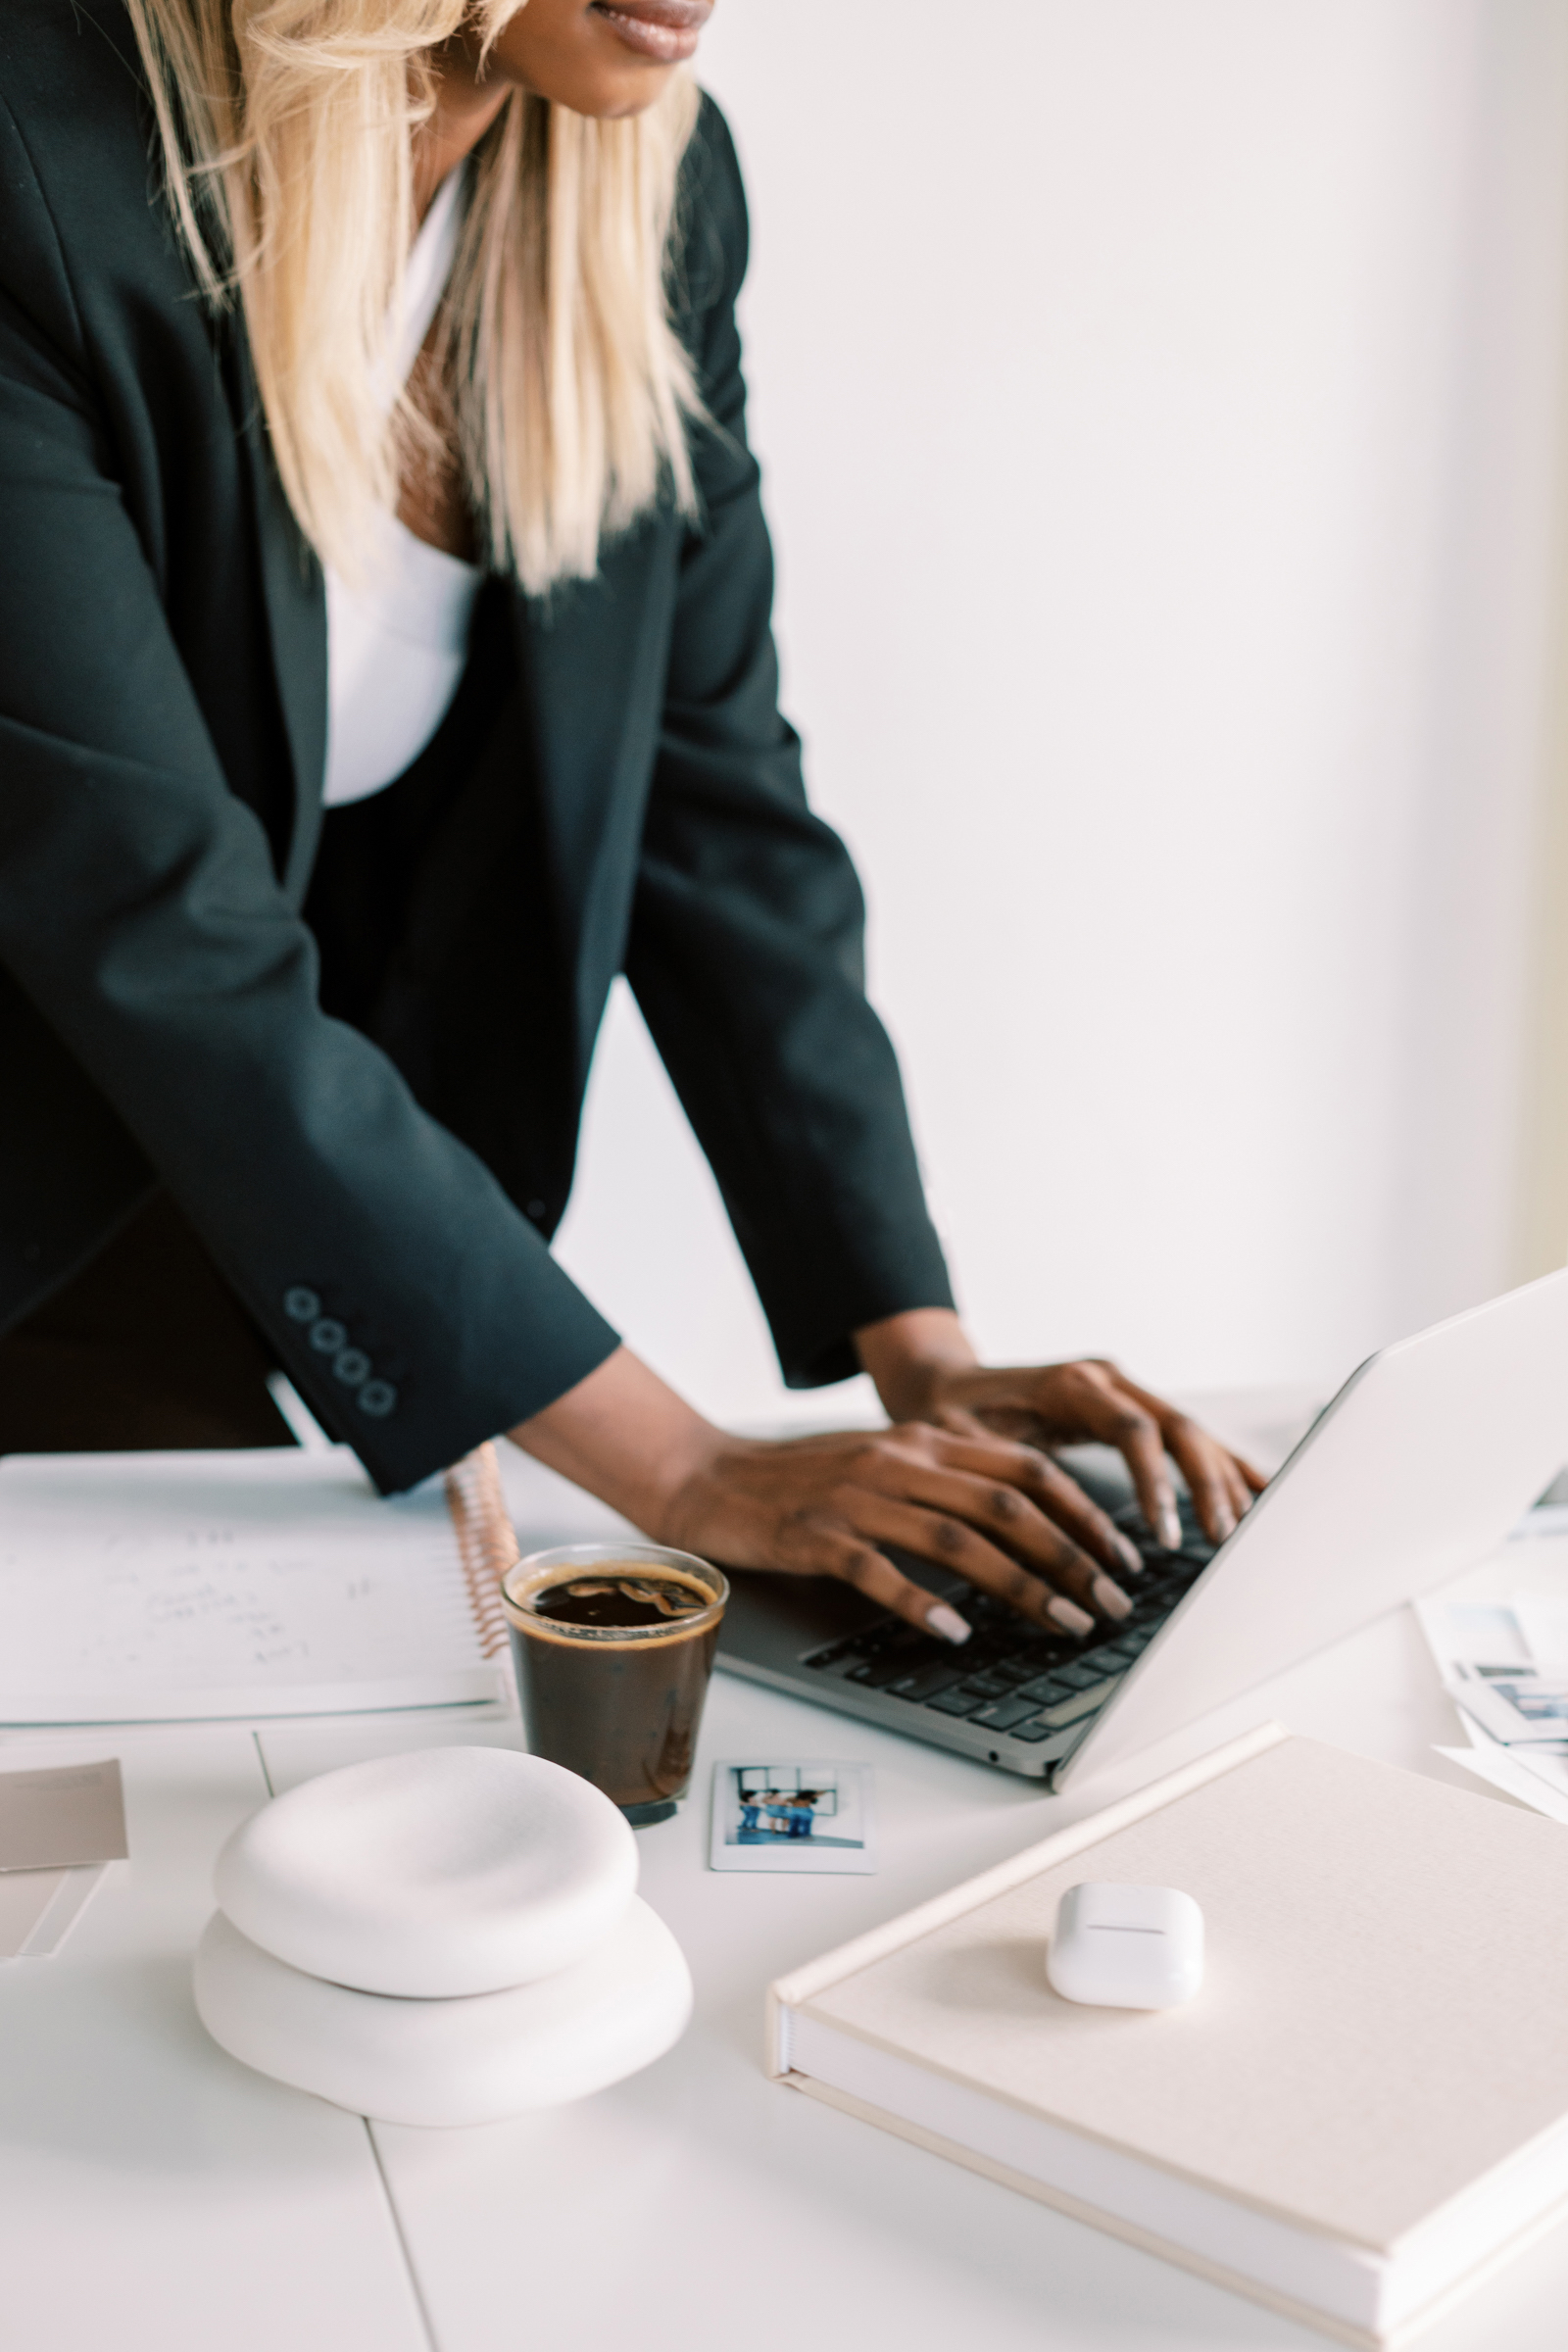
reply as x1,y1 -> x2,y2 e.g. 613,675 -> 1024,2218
736,1776 -> 838,1844
710,1762 -> 877,1874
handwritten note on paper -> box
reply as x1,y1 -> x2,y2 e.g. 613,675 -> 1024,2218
0,1449 -> 503,1722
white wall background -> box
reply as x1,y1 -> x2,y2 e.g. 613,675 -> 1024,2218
553,0 -> 1568,1427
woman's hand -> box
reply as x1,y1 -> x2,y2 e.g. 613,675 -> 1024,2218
509,1347 -> 1147,1647
509,1315 -> 1267,1649
855,1308 -> 1266,1549
656,1421 -> 1148,1644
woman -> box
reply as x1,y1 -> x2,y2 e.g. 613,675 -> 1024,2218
0,0 -> 1260,1649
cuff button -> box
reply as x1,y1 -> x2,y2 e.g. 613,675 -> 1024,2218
309,1318 -> 348,1354
358,1380 -> 397,1419
333,1348 -> 371,1388
283,1288 -> 321,1323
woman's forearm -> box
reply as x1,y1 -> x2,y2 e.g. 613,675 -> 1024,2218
507,1345 -> 724,1537
513,1317 -> 988,1536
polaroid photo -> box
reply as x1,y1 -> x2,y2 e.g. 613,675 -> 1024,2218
1446,1661 -> 1568,1746
709,1760 -> 877,1874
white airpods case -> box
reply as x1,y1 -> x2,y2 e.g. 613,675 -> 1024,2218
1046,1881 -> 1204,2010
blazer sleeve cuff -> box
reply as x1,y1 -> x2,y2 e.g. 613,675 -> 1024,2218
764,1227 -> 957,1395
253,1240 -> 622,1497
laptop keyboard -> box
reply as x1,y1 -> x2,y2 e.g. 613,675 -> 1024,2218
802,1510 -> 1215,1745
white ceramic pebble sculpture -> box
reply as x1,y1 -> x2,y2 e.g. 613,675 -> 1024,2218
214,1746 -> 637,1996
193,1899 -> 693,2128
194,1746 -> 693,2126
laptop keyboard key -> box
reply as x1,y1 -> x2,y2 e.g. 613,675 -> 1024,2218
1040,1675 -> 1123,1727
987,1659 -> 1040,1688
848,1658 -> 914,1689
1016,1672 -> 1075,1705
925,1686 -> 991,1718
1052,1660 -> 1105,1691
1017,1640 -> 1072,1670
886,1663 -> 967,1703
968,1697 -> 1040,1734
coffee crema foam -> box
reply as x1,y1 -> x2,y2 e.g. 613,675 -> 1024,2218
515,1564 -> 717,1648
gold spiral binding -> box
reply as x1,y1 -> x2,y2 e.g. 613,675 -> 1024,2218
443,1442 -> 518,1659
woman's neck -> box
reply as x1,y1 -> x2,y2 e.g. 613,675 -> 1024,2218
415,38 -> 512,220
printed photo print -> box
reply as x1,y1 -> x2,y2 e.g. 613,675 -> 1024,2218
709,1761 -> 877,1874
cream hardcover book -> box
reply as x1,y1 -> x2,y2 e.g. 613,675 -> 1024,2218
767,1725 -> 1568,2347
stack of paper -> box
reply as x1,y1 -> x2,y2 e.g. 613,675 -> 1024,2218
1414,1594 -> 1568,1822
0,1759 -> 126,1959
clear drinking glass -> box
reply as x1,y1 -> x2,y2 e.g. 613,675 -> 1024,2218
501,1544 -> 729,1826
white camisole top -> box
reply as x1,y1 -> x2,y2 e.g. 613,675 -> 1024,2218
321,170 -> 481,808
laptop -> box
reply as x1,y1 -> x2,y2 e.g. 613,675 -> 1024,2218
715,1267 -> 1568,1788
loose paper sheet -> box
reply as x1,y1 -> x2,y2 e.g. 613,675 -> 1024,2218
0,1758 -> 125,1870
1416,1593 -> 1568,1822
0,1449 -> 502,1722
0,1864 -> 108,1959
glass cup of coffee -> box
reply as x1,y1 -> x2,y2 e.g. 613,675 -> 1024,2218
501,1544 -> 729,1826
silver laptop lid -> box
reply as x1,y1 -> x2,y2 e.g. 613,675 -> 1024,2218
1062,1266 -> 1568,1784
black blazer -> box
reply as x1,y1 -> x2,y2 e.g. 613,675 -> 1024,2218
0,0 -> 952,1490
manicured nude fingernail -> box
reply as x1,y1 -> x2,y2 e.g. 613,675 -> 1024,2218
1047,1596 -> 1095,1637
926,1603 -> 972,1645
1212,1506 -> 1236,1542
1092,1575 -> 1133,1620
1159,1506 -> 1182,1550
1116,1535 -> 1144,1574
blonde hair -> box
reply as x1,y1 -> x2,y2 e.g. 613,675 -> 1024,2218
123,0 -> 703,591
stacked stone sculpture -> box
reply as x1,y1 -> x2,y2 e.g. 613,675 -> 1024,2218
193,1745 -> 692,2126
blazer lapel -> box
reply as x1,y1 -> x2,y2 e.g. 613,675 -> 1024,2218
513,521 -> 678,1089
231,336 -> 328,907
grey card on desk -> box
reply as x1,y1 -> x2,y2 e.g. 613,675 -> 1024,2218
0,1759 -> 127,1871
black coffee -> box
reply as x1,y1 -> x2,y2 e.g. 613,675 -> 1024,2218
510,1562 -> 721,1818
532,1575 -> 708,1631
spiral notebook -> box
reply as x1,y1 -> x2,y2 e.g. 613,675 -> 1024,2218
0,1444 -> 517,1723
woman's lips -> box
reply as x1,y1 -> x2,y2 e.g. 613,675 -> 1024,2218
588,0 -> 711,66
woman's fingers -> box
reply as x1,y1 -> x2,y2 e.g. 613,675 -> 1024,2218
781,1515 -> 976,1643
1220,1459 -> 1252,1528
867,1457 -> 1131,1618
767,1434 -> 1135,1639
1020,1449 -> 1148,1578
1156,1415 -> 1239,1544
919,1418 -> 1146,1584
684,1379 -> 1272,1659
1102,1371 -> 1271,1540
1055,1370 -> 1181,1548
840,1490 -> 1099,1637
902,1360 -> 1271,1552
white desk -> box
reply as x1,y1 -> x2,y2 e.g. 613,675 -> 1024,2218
5,1410 -> 1568,2352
